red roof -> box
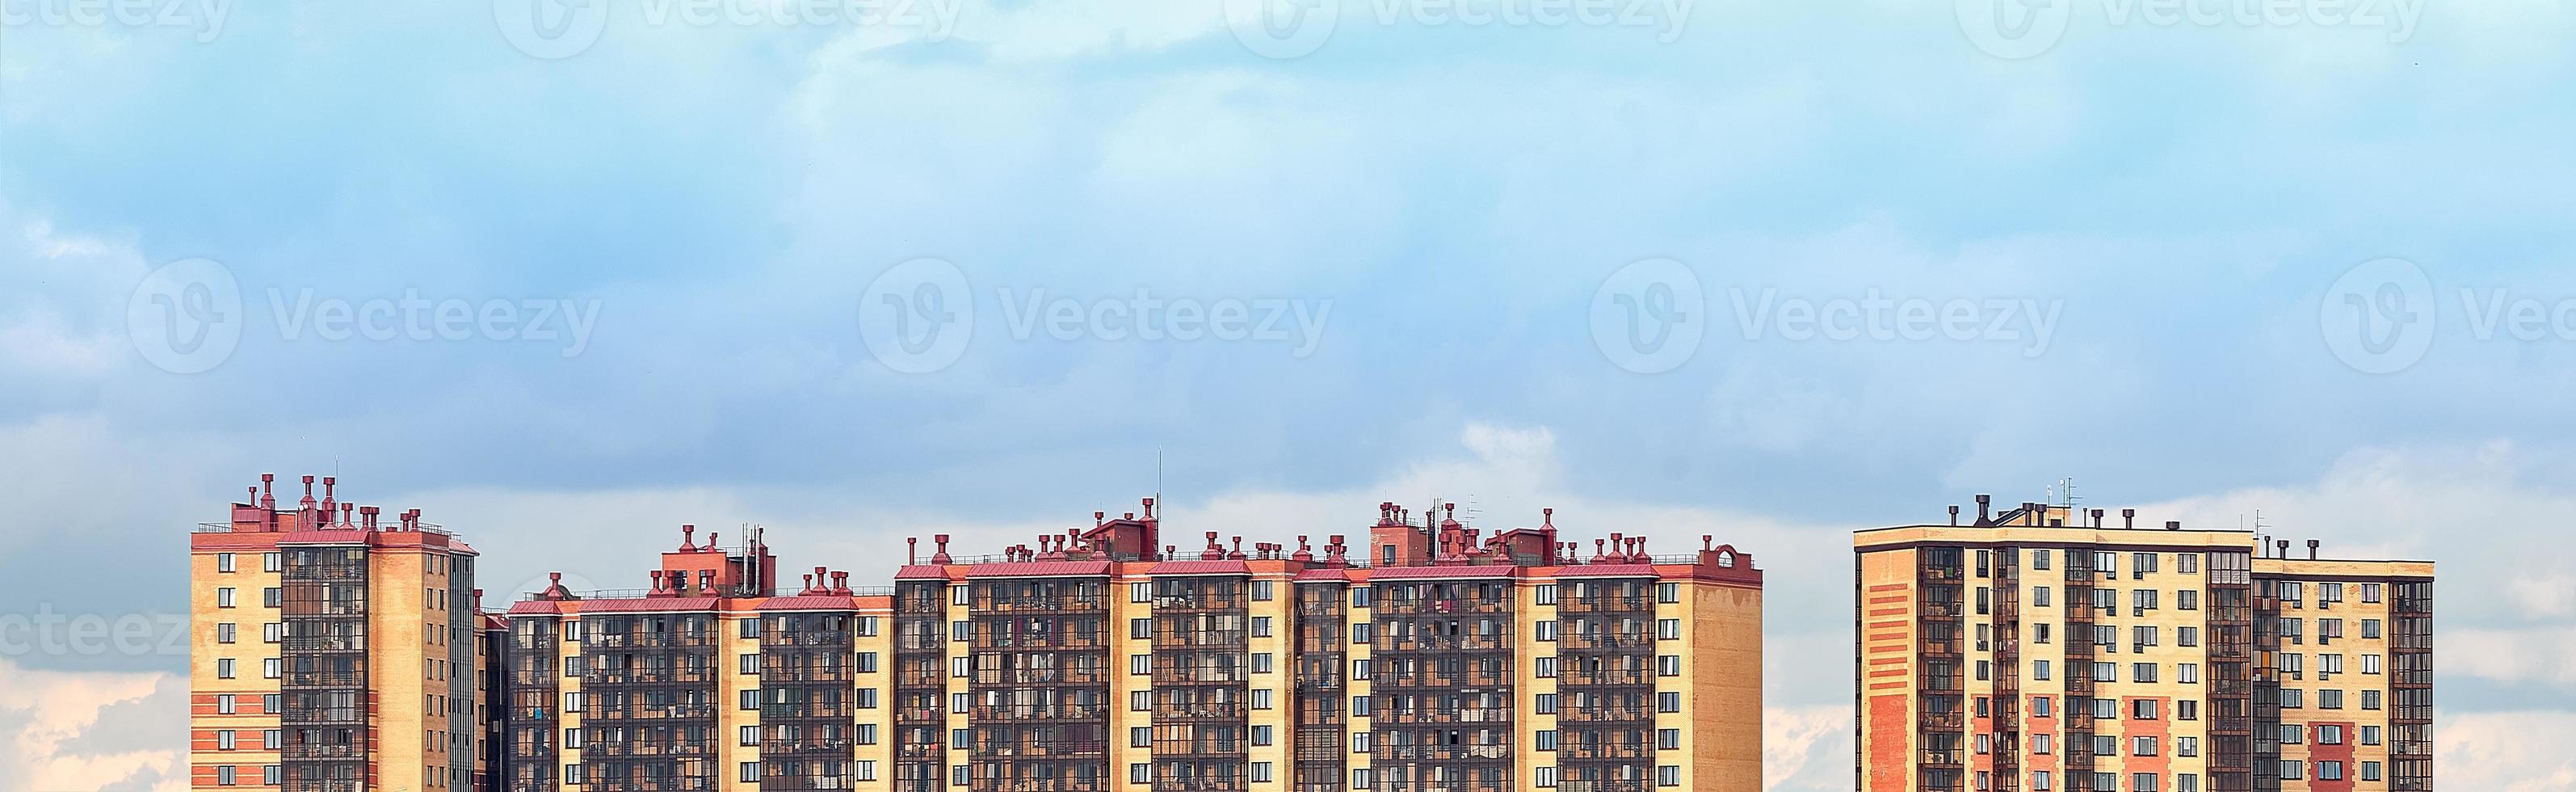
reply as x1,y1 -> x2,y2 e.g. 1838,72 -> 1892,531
569,596 -> 721,613
507,600 -> 567,615
964,560 -> 1112,578
759,596 -> 859,611
1555,564 -> 1659,578
276,529 -> 369,545
893,565 -> 952,579
1294,568 -> 1355,582
1368,565 -> 1518,580
1147,559 -> 1250,575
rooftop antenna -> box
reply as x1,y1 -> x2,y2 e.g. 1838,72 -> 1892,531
2049,478 -> 2081,508
1156,448 -> 1164,519
1461,494 -> 1484,524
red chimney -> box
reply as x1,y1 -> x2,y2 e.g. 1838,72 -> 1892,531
931,535 -> 952,565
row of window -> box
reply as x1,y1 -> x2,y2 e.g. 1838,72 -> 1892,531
1971,760 -> 2389,792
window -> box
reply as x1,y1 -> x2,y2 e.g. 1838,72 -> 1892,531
2133,663 -> 2159,684
2133,553 -> 2158,579
2032,697 -> 2052,718
951,585 -> 969,605
1536,766 -> 1559,788
2179,589 -> 2199,610
1658,765 -> 1680,786
1658,692 -> 1680,712
1252,653 -> 1274,674
2179,700 -> 2199,721
1251,763 -> 1273,783
741,727 -> 760,746
1534,730 -> 1557,751
217,659 -> 236,679
263,659 -> 279,679
2133,736 -> 2158,756
1132,727 -> 1152,748
1657,583 -> 1679,603
2179,664 -> 2198,684
1130,764 -> 1153,784
739,618 -> 761,638
216,623 -> 237,643
216,553 -> 236,572
1253,725 -> 1274,746
1658,618 -> 1680,640
1536,584 -> 1558,605
740,763 -> 760,783
2133,699 -> 2158,720
2177,554 -> 2199,574
263,588 -> 280,608
1132,583 -> 1150,603
858,724 -> 878,744
1132,655 -> 1152,675
1353,732 -> 1373,752
217,730 -> 237,750
1351,587 -> 1372,608
1252,689 -> 1272,710
1131,618 -> 1152,639
1658,655 -> 1681,676
1535,621 -> 1558,642
2133,773 -> 2160,791
2178,626 -> 2199,647
216,766 -> 236,786
1658,728 -> 1680,750
216,588 -> 236,608
1130,691 -> 1150,711
1535,694 -> 1558,714
1536,656 -> 1558,678
1252,617 -> 1272,638
741,654 -> 759,675
263,623 -> 280,642
740,690 -> 758,710
263,553 -> 280,572
1252,580 -> 1274,601
2033,660 -> 2051,680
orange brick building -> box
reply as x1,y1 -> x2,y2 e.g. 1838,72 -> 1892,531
1856,497 -> 2433,792
499,499 -> 1766,792
190,474 -> 495,792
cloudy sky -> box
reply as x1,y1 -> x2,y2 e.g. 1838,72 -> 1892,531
6,0 -> 2576,788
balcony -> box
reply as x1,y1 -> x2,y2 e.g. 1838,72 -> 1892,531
980,596 -> 1108,613
1560,706 -> 1652,722
971,702 -> 1110,721
578,739 -> 716,758
1155,701 -> 1247,720
1557,742 -> 1651,760
975,668 -> 1109,686
1372,743 -> 1511,760
761,702 -> 853,719
578,702 -> 717,721
586,633 -> 717,649
586,668 -> 718,685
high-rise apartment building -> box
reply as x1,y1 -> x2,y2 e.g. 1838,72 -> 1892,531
501,498 -> 1765,792
1855,497 -> 2434,792
191,474 -> 494,792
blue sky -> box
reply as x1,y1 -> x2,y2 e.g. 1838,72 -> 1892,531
6,0 -> 2576,788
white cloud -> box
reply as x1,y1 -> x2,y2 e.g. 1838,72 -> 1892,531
0,659 -> 182,792
2438,710 -> 2576,791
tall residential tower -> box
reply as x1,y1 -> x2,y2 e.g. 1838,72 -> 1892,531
191,474 -> 495,792
502,498 -> 1766,792
1855,497 -> 2433,792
